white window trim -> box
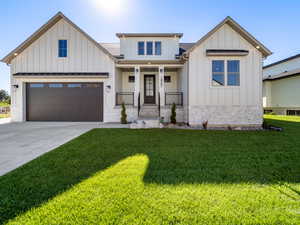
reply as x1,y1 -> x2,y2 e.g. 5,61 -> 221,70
137,41 -> 162,56
210,58 -> 240,88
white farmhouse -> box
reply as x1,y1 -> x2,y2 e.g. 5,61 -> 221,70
1,12 -> 271,127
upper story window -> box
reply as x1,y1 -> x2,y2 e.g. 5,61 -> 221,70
212,60 -> 225,86
227,60 -> 240,86
58,40 -> 67,57
138,41 -> 144,55
155,41 -> 161,55
212,60 -> 240,86
146,41 -> 153,55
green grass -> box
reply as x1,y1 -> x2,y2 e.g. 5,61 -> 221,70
0,113 -> 10,118
1,115 -> 300,225
0,102 -> 9,107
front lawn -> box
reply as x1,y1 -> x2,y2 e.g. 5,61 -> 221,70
0,113 -> 10,118
0,115 -> 300,224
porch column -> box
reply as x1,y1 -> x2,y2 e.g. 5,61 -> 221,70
158,65 -> 165,106
134,65 -> 140,107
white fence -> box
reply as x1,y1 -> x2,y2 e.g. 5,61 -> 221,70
0,106 -> 10,114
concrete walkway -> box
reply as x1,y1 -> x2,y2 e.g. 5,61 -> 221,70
0,121 -> 129,176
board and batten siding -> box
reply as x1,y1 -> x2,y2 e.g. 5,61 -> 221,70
9,18 -> 117,122
263,57 -> 300,79
120,37 -> 180,60
263,76 -> 300,109
188,24 -> 263,126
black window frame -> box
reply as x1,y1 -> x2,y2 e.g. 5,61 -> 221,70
128,76 -> 135,83
138,41 -> 144,55
58,40 -> 67,58
146,41 -> 153,55
164,76 -> 171,83
155,41 -> 162,55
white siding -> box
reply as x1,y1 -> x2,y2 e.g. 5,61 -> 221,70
188,24 -> 263,126
118,71 -> 179,105
11,19 -> 114,74
263,76 -> 300,108
9,18 -> 117,122
263,57 -> 300,78
120,37 -> 179,60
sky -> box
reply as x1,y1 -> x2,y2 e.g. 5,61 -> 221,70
0,0 -> 299,92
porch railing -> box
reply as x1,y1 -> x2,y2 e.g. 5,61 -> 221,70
116,92 -> 134,105
158,92 -> 161,118
165,92 -> 183,106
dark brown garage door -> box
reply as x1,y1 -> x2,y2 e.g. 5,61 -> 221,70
26,83 -> 103,121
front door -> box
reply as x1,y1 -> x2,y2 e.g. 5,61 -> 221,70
144,75 -> 155,104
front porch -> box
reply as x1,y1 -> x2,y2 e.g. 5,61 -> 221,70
115,64 -> 185,120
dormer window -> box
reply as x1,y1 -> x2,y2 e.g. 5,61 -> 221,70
58,40 -> 67,57
138,42 -> 144,55
155,41 -> 161,55
137,41 -> 162,56
146,42 -> 153,55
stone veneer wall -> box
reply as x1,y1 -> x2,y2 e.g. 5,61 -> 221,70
161,107 -> 185,123
188,105 -> 263,127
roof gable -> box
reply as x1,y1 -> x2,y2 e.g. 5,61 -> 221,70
1,12 -> 115,64
185,16 -> 272,58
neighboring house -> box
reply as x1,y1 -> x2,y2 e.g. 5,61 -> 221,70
1,12 -> 271,127
263,54 -> 300,115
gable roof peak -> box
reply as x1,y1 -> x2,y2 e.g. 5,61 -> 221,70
184,16 -> 272,58
1,11 -> 115,64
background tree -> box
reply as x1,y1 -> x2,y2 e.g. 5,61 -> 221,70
0,89 -> 10,103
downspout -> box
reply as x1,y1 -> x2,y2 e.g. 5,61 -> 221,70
182,53 -> 189,125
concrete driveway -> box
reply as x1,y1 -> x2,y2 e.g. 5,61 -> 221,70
0,121 -> 102,176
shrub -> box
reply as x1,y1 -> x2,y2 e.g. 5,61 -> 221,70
170,103 -> 176,124
202,120 -> 208,130
120,103 -> 127,124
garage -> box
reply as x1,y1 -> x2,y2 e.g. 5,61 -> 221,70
26,82 -> 103,121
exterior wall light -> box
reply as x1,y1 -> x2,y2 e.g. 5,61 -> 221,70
135,68 -> 139,72
12,84 -> 19,88
160,68 -> 164,73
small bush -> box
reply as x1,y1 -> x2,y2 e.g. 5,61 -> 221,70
120,103 -> 127,124
202,120 -> 208,130
170,103 -> 176,124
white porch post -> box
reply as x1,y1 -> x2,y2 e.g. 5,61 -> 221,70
134,65 -> 140,107
158,65 -> 165,106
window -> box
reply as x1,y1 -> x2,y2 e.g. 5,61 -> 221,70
49,83 -> 63,88
128,76 -> 135,83
58,40 -> 67,57
146,41 -> 153,55
264,109 -> 273,114
287,110 -> 300,116
155,41 -> 161,55
164,76 -> 171,83
212,60 -> 240,86
67,84 -> 82,88
138,42 -> 144,55
212,60 -> 224,86
227,60 -> 240,86
30,84 -> 44,88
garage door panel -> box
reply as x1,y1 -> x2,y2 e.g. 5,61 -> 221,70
26,83 -> 103,121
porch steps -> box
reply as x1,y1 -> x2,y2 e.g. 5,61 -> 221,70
139,105 -> 159,118
130,117 -> 162,129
